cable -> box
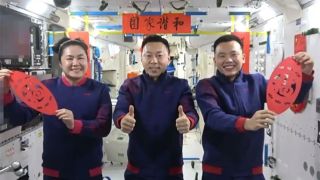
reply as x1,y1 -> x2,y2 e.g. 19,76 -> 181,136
217,0 -> 223,7
99,0 -> 108,11
131,1 -> 150,13
169,0 -> 188,11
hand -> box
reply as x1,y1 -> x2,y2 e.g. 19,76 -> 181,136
244,110 -> 276,131
56,108 -> 75,129
293,52 -> 314,75
0,69 -> 12,94
176,105 -> 190,134
120,105 -> 136,134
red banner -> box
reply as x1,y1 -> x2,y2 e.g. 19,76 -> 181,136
68,31 -> 91,78
294,34 -> 306,54
122,13 -> 191,34
232,32 -> 250,73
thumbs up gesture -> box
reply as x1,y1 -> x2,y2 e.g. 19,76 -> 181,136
120,105 -> 136,134
176,105 -> 190,134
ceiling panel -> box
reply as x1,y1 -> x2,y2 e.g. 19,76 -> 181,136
69,0 -> 251,12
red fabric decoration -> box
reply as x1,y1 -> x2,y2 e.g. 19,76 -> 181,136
232,32 -> 250,73
266,57 -> 302,114
294,34 -> 306,54
290,95 -> 308,113
9,71 -> 58,115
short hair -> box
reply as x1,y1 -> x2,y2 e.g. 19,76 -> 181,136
212,34 -> 243,53
141,35 -> 170,54
52,37 -> 88,62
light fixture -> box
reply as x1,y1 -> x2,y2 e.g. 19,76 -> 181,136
99,0 -> 108,11
53,0 -> 71,9
169,0 -> 188,11
131,1 -> 150,13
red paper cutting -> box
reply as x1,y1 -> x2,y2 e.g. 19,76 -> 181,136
9,71 -> 58,115
266,57 -> 302,114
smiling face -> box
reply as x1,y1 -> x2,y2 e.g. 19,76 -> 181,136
214,40 -> 245,81
141,42 -> 170,81
59,45 -> 88,84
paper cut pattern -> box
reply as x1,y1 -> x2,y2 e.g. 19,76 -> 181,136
9,71 -> 58,115
266,57 -> 302,114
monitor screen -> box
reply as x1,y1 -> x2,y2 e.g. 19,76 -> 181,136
0,6 -> 32,66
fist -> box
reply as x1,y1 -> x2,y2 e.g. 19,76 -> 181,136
244,110 -> 276,131
56,108 -> 75,129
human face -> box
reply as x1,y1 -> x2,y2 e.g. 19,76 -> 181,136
141,42 -> 170,81
59,45 -> 88,84
214,41 -> 245,81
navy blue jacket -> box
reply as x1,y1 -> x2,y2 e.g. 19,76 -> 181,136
4,77 -> 112,179
113,72 -> 199,178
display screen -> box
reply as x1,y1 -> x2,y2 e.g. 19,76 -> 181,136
0,6 -> 31,62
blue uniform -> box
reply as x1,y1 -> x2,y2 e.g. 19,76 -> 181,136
113,72 -> 199,180
196,71 -> 313,180
4,77 -> 112,180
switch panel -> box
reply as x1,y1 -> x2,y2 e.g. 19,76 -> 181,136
316,98 -> 320,113
317,121 -> 320,144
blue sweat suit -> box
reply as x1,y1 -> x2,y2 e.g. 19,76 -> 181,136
4,77 -> 112,180
195,70 -> 313,180
113,72 -> 199,180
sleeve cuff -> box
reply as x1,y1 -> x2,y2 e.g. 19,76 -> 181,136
4,92 -> 14,106
70,120 -> 83,134
235,117 -> 247,133
302,70 -> 314,82
187,116 -> 196,130
115,114 -> 126,128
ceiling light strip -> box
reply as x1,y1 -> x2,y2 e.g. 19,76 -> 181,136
70,11 -> 118,16
185,12 -> 207,16
95,25 -> 123,30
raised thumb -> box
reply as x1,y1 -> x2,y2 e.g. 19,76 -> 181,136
128,105 -> 134,117
178,105 -> 184,117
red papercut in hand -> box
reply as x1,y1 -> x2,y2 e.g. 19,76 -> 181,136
266,57 -> 302,114
9,71 -> 58,115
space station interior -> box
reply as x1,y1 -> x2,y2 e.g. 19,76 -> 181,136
0,0 -> 320,179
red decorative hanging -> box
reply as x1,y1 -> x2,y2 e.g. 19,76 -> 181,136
9,71 -> 58,115
266,57 -> 302,114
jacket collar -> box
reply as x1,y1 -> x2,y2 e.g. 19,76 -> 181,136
215,70 -> 243,83
142,70 -> 168,83
61,75 -> 88,87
